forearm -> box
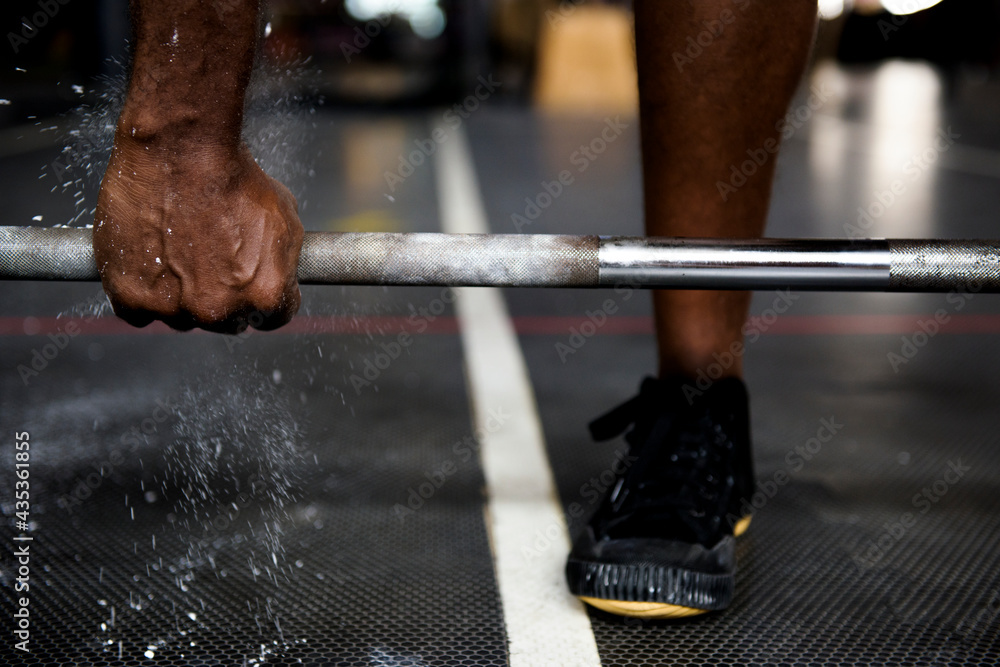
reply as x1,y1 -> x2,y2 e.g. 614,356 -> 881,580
120,0 -> 261,152
93,0 -> 302,333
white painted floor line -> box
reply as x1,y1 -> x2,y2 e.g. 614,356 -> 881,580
434,124 -> 602,667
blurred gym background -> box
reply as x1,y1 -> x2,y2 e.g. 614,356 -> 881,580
4,5 -> 1000,664
3,0 -> 1000,124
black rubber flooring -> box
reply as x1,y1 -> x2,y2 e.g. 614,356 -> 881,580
3,61 -> 1000,665
526,331 -> 1000,666
0,290 -> 513,666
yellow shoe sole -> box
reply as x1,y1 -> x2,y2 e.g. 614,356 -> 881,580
732,514 -> 752,537
577,515 -> 752,619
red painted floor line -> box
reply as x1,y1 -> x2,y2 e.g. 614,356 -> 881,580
3,313 -> 1000,338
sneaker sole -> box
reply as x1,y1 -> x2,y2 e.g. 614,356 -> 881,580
575,515 -> 752,619
578,597 -> 709,619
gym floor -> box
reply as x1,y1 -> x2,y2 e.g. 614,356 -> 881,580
2,60 -> 1000,666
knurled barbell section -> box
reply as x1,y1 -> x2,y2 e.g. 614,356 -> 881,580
889,240 -> 1000,292
298,232 -> 601,287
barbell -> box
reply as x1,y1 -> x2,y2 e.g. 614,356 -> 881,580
2,226 -> 999,292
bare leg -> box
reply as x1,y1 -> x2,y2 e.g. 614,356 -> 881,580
567,3 -> 818,618
635,0 -> 816,378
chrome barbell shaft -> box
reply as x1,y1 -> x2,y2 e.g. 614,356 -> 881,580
1,226 -> 999,292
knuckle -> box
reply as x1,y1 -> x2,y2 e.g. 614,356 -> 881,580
249,286 -> 285,316
186,300 -> 230,326
250,277 -> 299,323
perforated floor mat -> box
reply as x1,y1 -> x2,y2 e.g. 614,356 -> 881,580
526,329 -> 1000,666
0,330 -> 509,666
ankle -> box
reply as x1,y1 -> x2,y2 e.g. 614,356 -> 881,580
658,351 -> 744,381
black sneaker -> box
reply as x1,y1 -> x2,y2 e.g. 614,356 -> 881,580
565,375 -> 755,619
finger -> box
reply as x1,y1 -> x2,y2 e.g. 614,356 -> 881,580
158,312 -> 200,333
251,285 -> 301,332
110,301 -> 157,329
187,306 -> 251,335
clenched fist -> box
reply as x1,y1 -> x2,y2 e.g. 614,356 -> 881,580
92,0 -> 303,334
93,133 -> 304,334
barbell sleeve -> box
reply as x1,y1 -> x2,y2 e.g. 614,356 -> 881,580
1,226 -> 999,292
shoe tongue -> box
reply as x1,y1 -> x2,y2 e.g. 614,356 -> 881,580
605,376 -> 737,546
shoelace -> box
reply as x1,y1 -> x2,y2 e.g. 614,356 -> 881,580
588,382 -> 736,543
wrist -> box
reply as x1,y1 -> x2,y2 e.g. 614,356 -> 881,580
115,101 -> 244,155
